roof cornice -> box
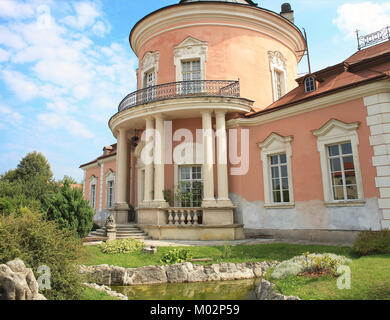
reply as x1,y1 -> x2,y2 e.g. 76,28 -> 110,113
129,2 -> 305,60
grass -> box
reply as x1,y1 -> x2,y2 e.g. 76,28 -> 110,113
79,243 -> 353,268
79,242 -> 390,300
81,287 -> 120,300
267,254 -> 390,300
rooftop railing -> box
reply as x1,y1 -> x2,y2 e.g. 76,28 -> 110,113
118,80 -> 240,112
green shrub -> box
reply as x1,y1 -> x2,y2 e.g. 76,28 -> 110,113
44,180 -> 95,238
160,248 -> 192,264
100,239 -> 145,254
353,229 -> 390,256
271,252 -> 351,279
0,197 -> 15,215
0,209 -> 83,300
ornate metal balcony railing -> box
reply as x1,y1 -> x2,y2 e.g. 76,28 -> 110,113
357,26 -> 390,50
118,80 -> 240,112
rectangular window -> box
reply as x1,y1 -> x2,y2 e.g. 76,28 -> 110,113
274,70 -> 284,100
106,180 -> 114,209
143,70 -> 156,102
90,184 -> 96,209
269,153 -> 290,203
181,60 -> 201,94
328,142 -> 358,201
179,166 -> 203,207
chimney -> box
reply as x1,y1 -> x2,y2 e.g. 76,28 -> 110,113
280,3 -> 294,24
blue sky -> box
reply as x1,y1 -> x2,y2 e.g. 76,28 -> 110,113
1,0 -> 390,182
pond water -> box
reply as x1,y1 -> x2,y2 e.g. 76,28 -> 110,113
112,278 -> 260,300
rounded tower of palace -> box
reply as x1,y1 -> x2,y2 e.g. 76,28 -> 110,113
129,0 -> 306,109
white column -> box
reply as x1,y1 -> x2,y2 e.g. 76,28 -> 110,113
215,110 -> 231,203
154,114 -> 166,203
144,118 -> 154,203
116,128 -> 128,205
201,111 -> 215,204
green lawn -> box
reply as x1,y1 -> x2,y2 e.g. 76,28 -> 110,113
79,242 -> 390,300
79,243 -> 353,268
81,287 -> 120,300
268,254 -> 390,300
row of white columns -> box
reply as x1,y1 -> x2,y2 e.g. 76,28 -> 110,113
115,110 -> 231,208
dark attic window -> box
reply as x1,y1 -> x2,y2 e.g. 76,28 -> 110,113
304,76 -> 316,93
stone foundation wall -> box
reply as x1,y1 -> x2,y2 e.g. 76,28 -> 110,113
79,261 -> 277,286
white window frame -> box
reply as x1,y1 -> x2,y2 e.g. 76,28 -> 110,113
177,165 -> 203,208
140,51 -> 159,89
89,175 -> 98,210
258,133 -> 295,208
312,119 -> 365,206
174,36 -> 207,82
268,51 -> 288,102
304,76 -> 316,93
105,170 -> 115,209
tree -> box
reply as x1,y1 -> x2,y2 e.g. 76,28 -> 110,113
44,180 -> 95,238
15,151 -> 53,182
0,209 -> 83,300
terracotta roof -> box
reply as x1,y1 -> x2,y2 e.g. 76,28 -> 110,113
247,41 -> 390,118
79,143 -> 117,168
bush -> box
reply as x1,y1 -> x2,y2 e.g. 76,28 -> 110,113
100,239 -> 145,254
45,180 -> 95,238
0,197 -> 15,215
271,252 -> 351,279
353,229 -> 390,256
0,209 -> 83,300
160,248 -> 192,264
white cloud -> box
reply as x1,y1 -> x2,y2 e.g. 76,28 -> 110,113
62,2 -> 100,29
92,20 -> 110,37
0,0 -> 34,19
2,69 -> 39,101
0,25 -> 27,49
37,112 -> 94,139
0,48 -> 11,62
0,103 -> 23,126
333,2 -> 390,38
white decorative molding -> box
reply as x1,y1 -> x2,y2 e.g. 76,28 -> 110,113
99,163 -> 104,211
105,169 -> 115,209
268,50 -> 288,102
140,51 -> 160,88
364,92 -> 390,229
174,36 -> 208,81
258,133 -> 294,207
312,119 -> 364,204
89,175 -> 98,210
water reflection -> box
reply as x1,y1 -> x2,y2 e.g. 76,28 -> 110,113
112,278 -> 260,300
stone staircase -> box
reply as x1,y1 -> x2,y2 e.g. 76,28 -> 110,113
85,224 -> 151,241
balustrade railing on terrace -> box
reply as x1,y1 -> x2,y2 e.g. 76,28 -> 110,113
166,208 -> 203,226
118,80 -> 240,112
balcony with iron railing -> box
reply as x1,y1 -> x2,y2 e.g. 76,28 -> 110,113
118,80 -> 240,112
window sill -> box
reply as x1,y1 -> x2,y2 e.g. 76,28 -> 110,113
324,200 -> 366,207
264,203 -> 295,209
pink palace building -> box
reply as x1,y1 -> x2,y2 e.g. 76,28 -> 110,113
80,0 -> 390,243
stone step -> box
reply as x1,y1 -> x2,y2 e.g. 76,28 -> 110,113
87,224 -> 151,240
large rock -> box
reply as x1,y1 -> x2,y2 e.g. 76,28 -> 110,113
0,259 -> 46,300
256,279 -> 300,300
131,266 -> 167,285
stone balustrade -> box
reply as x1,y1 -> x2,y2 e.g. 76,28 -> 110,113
167,208 -> 203,225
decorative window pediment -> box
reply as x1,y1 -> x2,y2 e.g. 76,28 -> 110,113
105,169 -> 115,182
312,119 -> 364,205
312,119 -> 360,142
89,175 -> 98,184
268,51 -> 288,101
258,133 -> 295,208
174,36 -> 208,81
140,51 -> 159,89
